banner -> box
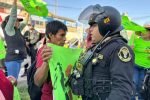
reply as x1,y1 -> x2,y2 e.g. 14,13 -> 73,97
20,0 -> 48,17
13,86 -> 20,100
48,43 -> 82,100
122,15 -> 147,32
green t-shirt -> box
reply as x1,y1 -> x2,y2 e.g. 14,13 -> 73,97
0,39 -> 6,59
129,33 -> 150,68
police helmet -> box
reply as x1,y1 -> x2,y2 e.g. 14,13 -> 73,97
78,4 -> 123,36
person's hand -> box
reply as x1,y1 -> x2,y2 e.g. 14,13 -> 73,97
7,76 -> 17,86
42,45 -> 52,63
25,13 -> 30,21
148,54 -> 150,59
65,64 -> 73,77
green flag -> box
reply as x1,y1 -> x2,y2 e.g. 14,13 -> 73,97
122,15 -> 147,33
13,86 -> 21,100
47,43 -> 83,100
0,39 -> 6,59
20,0 -> 48,17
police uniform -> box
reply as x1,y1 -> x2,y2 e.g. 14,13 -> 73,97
69,4 -> 135,100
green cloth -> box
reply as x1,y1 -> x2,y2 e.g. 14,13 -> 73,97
129,33 -> 150,68
47,43 -> 82,100
122,15 -> 147,33
0,39 -> 6,59
20,0 -> 48,17
13,86 -> 20,100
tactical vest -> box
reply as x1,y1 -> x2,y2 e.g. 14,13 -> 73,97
71,37 -> 127,100
3,28 -> 27,61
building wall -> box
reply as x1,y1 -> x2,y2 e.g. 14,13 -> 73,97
0,0 -> 21,6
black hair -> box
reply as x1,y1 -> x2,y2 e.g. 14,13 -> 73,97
45,20 -> 67,39
1,15 -> 10,29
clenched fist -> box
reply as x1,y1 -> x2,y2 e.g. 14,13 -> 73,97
7,76 -> 17,86
42,45 -> 53,63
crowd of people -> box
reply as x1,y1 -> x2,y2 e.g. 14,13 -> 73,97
0,0 -> 150,100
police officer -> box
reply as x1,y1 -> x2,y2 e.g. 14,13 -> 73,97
68,4 -> 135,100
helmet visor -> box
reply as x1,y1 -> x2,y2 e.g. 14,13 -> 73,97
78,4 -> 104,25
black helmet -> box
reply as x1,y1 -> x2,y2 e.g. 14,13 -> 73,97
78,4 -> 123,36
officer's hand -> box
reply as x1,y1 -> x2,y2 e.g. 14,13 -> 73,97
65,64 -> 72,77
42,45 -> 52,63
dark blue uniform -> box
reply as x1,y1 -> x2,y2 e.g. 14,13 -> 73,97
70,35 -> 135,100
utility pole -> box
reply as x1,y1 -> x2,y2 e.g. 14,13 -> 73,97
54,0 -> 58,15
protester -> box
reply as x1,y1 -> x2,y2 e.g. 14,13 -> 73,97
1,0 -> 29,79
24,23 -> 40,63
21,23 -> 40,77
0,67 -> 17,100
129,24 -> 150,100
34,20 -> 67,100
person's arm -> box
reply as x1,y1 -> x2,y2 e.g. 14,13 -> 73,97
107,46 -> 134,100
5,0 -> 17,36
34,45 -> 52,87
19,13 -> 29,31
34,62 -> 49,87
128,32 -> 136,49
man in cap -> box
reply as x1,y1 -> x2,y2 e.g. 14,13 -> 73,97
68,4 -> 134,100
1,0 -> 29,79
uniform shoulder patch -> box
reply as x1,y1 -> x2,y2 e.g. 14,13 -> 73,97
118,46 -> 131,62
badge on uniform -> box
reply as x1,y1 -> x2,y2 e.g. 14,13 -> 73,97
76,62 -> 83,72
92,54 -> 104,65
118,46 -> 131,62
98,54 -> 104,60
92,58 -> 98,65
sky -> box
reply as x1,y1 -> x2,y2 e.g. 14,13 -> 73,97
44,0 -> 150,25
